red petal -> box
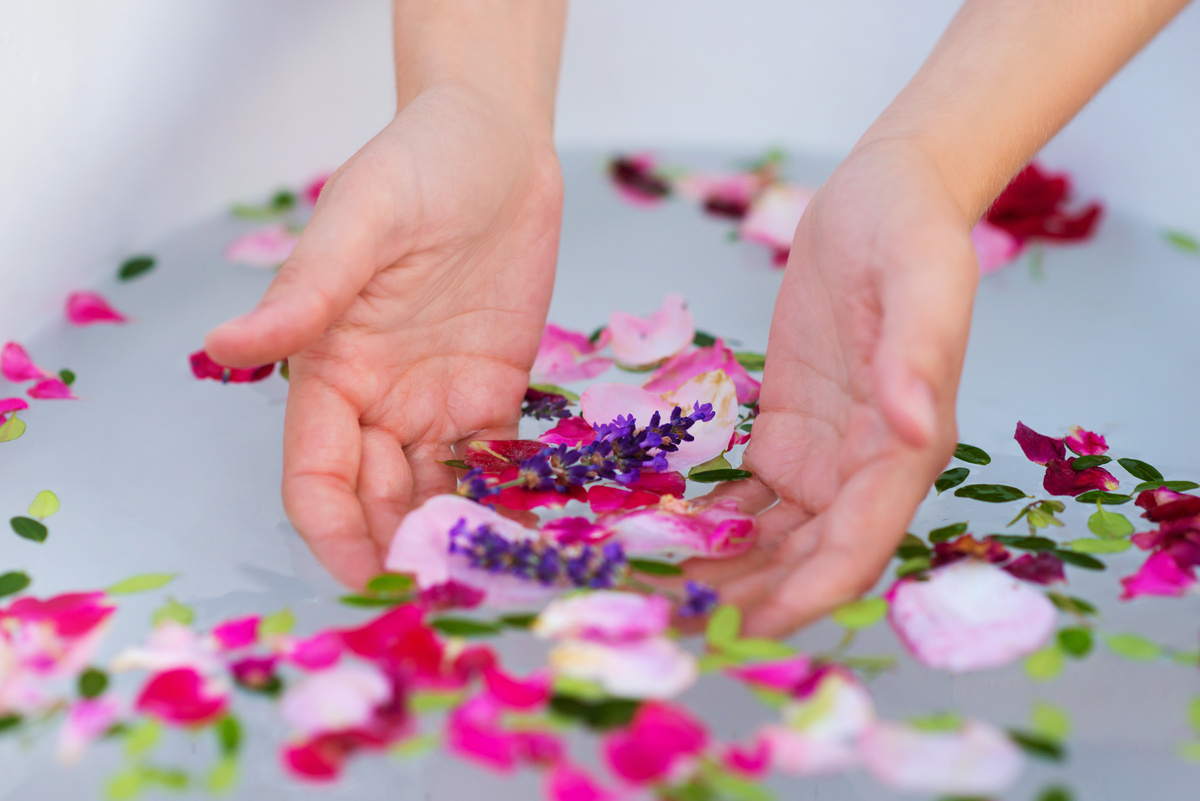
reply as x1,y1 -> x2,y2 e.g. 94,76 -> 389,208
1004,552 -> 1065,585
1043,460 -> 1119,497
1014,421 -> 1066,465
464,440 -> 548,472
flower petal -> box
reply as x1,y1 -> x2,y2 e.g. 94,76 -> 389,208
1120,550 -> 1197,599
1014,421 -> 1066,465
738,184 -> 813,263
643,339 -> 760,405
859,720 -> 1024,796
2,342 -> 50,382
531,324 -> 612,385
0,397 -> 29,415
970,221 -> 1023,275
534,591 -> 671,642
1042,459 -> 1119,497
224,224 -> 299,267
27,378 -> 77,400
135,667 -> 228,726
280,663 -> 392,737
608,294 -> 695,369
539,417 -> 597,446
603,703 -> 707,784
1064,425 -> 1108,456
550,638 -> 697,700
65,292 -> 127,325
188,350 -> 274,383
602,496 -> 755,559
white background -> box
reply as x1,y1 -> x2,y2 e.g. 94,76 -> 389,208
1,0 -> 1197,343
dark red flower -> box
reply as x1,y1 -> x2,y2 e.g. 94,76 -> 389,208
1004,552 -> 1065,585
1042,459 -> 1119,497
189,350 -> 274,383
986,162 -> 1103,244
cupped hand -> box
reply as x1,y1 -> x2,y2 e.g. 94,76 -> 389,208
687,139 -> 980,637
205,85 -> 563,588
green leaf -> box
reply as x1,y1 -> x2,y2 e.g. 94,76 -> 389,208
107,573 -> 174,594
27,490 -> 60,519
438,459 -> 470,470
10,516 -> 47,543
0,571 -> 31,598
1036,785 -> 1073,801
1189,696 -> 1200,735
258,608 -> 295,637
215,715 -> 241,756
1024,646 -> 1064,681
499,612 -> 538,630
989,534 -> 1058,551
140,767 -> 189,790
1177,741 -> 1200,764
1057,627 -> 1094,658
1164,229 -> 1200,253
365,573 -> 416,595
205,757 -> 238,794
1054,550 -> 1106,571
1008,728 -> 1066,761
707,770 -> 776,801
1066,538 -> 1131,554
151,597 -> 194,627
118,255 -> 157,281
953,443 -> 991,465
928,522 -> 968,543
896,533 -> 930,559
528,383 -> 581,402
1071,455 -> 1111,470
722,638 -> 797,662
0,413 -> 26,443
339,594 -> 404,608
1046,592 -> 1097,617
105,769 -> 143,801
79,667 -> 109,698
733,352 -> 766,372
831,597 -> 889,630
553,675 -> 608,701
278,360 -> 289,381
908,712 -> 964,732
548,695 -> 640,731
588,326 -> 606,345
688,468 -> 754,483
1088,506 -> 1134,539
1031,701 -> 1072,741
953,484 -> 1029,503
934,467 -> 970,494
1133,480 -> 1200,493
697,653 -> 737,673
429,617 -> 503,638
410,691 -> 466,714
628,558 -> 683,576
693,331 -> 717,347
1105,633 -> 1162,661
1117,458 -> 1163,483
391,732 -> 440,760
706,605 -> 741,647
895,555 -> 931,578
689,453 -> 732,475
0,713 -> 21,734
124,719 -> 161,758
1025,508 -> 1063,530
1075,491 -> 1132,505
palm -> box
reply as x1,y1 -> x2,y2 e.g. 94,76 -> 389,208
208,87 -> 562,587
689,142 -> 979,636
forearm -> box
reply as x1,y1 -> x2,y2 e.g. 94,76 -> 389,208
393,0 -> 567,135
860,0 -> 1190,221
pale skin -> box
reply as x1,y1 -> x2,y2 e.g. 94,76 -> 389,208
206,0 -> 1191,636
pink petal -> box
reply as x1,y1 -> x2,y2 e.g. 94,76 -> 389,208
447,694 -> 519,772
859,720 -> 1024,796
603,703 -> 707,785
539,416 -> 597,446
1064,425 -> 1109,456
1042,459 -> 1119,497
0,397 -> 29,414
1120,550 -> 1197,599
303,173 -> 331,205
761,725 -> 858,776
549,638 -> 697,700
211,615 -> 260,650
738,184 -> 813,256
674,172 -> 761,218
608,294 -> 695,369
971,220 -> 1023,275
534,591 -> 671,642
546,764 -> 617,801
541,517 -> 611,545
57,698 -> 120,764
603,496 -> 755,559
726,655 -> 813,693
224,224 -> 299,268
280,663 -> 391,737
643,339 -> 760,405
1014,421 -> 1066,465
723,738 -> 771,777
188,350 -> 274,383
65,291 -> 127,325
28,378 -> 77,400
482,666 -> 550,710
587,485 -> 667,513
887,561 -> 1057,672
284,631 -> 344,670
135,667 -> 228,726
531,323 -> 612,385
2,342 -> 50,382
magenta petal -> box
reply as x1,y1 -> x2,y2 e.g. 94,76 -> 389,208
539,417 -> 597,446
1064,425 -> 1109,456
28,378 -> 77,400
726,655 -> 813,693
546,764 -> 616,801
1120,551 -> 1197,599
188,350 -> 274,383
643,339 -> 761,405
304,173 -> 331,205
971,221 -> 1023,275
2,342 -> 49,382
135,667 -> 228,725
483,666 -> 550,710
211,615 -> 260,650
1014,422 -> 1066,465
0,397 -> 29,414
603,703 -> 707,785
65,291 -> 127,325
530,323 -> 612,385
1042,459 -> 1119,497
1003,552 -> 1065,585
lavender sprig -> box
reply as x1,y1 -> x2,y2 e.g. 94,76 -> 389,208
448,518 -> 627,589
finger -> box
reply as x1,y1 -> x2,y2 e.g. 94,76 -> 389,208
205,171 -> 401,367
357,426 -> 415,560
282,373 -> 378,588
740,452 -> 935,638
406,441 -> 460,509
874,230 -> 977,449
681,499 -> 809,587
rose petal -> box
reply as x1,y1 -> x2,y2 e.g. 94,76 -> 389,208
971,220 -> 1023,275
2,342 -> 50,382
0,397 -> 29,415
550,637 -> 697,700
643,339 -> 760,405
738,184 -> 813,261
539,416 -> 597,446
1120,550 -> 1197,599
859,720 -> 1024,796
65,291 -> 127,325
534,591 -> 671,642
135,667 -> 228,726
464,440 -> 548,473
602,496 -> 755,559
27,378 -> 77,400
224,224 -> 299,268
1064,425 -> 1108,456
188,350 -> 274,383
531,324 -> 612,385
1003,552 -> 1065,585
608,294 -> 695,369
603,703 -> 707,784
1014,421 -> 1066,465
1042,459 -> 1119,497
280,663 -> 391,737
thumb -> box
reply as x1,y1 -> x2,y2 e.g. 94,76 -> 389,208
874,232 -> 978,449
204,176 -> 396,367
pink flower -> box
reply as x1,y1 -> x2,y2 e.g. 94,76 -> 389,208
280,663 -> 392,737
303,173 -> 331,205
211,616 -> 260,650
540,416 -> 598,446
970,220 -> 1023,274
534,592 -> 671,642
2,342 -> 50,382
581,371 -> 739,471
531,324 -> 613,385
56,697 -> 120,764
727,655 -> 813,694
27,378 -> 76,400
602,496 -> 755,559
1065,425 -> 1108,456
607,294 -> 695,369
65,292 -> 127,325
0,398 -> 29,415
738,184 -> 814,266
135,667 -> 228,726
1014,421 -> 1066,465
224,224 -> 299,268
546,764 -> 617,801
1042,459 -> 1119,497
887,560 -> 1057,672
1120,550 -> 1197,599
643,339 -> 760,405
858,720 -> 1024,796
603,703 -> 707,784
189,350 -> 275,383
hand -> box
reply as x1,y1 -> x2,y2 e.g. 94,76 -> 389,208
205,84 -> 562,587
687,140 -> 979,637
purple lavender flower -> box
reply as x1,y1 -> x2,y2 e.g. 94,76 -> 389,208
448,517 -> 627,589
678,581 -> 720,618
457,468 -> 499,503
522,387 -> 571,421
